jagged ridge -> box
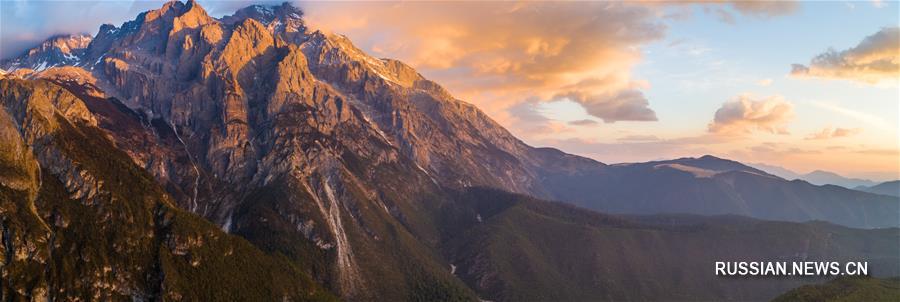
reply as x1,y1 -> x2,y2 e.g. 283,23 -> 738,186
1,1 -> 898,301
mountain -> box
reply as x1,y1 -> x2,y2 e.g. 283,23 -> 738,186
750,163 -> 880,188
0,78 -> 336,300
1,1 -> 898,301
541,155 -> 899,228
856,181 -> 900,197
802,170 -> 879,188
441,188 -> 899,301
2,1 -> 897,231
5,1 -> 486,299
0,34 -> 92,72
750,162 -> 803,180
773,277 -> 900,302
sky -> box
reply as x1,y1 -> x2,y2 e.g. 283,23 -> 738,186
1,0 -> 898,180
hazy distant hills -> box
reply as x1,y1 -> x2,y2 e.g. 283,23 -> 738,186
540,155 -> 899,228
751,162 -> 899,197
802,170 -> 880,188
750,162 -> 882,188
443,188 -> 900,302
856,181 -> 900,197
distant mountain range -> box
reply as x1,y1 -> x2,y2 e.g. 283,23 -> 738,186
1,1 -> 898,300
444,188 -> 899,301
856,181 -> 900,197
542,156 -> 898,229
750,162 -> 884,188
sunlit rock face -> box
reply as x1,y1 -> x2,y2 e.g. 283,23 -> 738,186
3,1 -> 896,300
0,1 -> 515,299
1,34 -> 93,72
0,77 -> 338,300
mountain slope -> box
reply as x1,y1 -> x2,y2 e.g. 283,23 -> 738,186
5,2 -> 479,299
856,181 -> 900,197
0,34 -> 92,72
539,155 -> 899,228
442,188 -> 900,302
2,1 -> 895,231
750,163 -> 881,188
802,170 -> 878,188
773,277 -> 900,302
0,78 -> 336,300
750,162 -> 803,180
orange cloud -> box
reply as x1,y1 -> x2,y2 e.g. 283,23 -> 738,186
708,95 -> 794,134
302,1 -> 665,130
299,1 -> 804,139
556,90 -> 658,123
729,1 -> 799,18
697,0 -> 799,23
805,127 -> 863,140
791,26 -> 899,85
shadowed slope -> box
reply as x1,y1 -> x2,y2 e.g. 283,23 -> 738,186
441,188 -> 900,302
0,78 -> 336,301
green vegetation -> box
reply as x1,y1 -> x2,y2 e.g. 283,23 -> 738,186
442,188 -> 900,302
232,158 -> 477,301
773,277 -> 900,302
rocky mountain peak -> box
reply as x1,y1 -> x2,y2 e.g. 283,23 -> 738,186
32,34 -> 92,56
222,2 -> 302,25
220,2 -> 307,43
300,31 -> 422,89
89,0 -> 216,56
215,17 -> 277,86
143,0 -> 208,22
171,0 -> 216,30
1,34 -> 92,72
3,0 -> 560,201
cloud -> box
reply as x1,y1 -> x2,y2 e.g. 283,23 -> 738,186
302,1 -> 666,126
3,0 -> 802,137
617,135 -> 661,142
791,26 -> 899,84
556,90 -> 658,123
697,1 -> 799,24
0,1 -> 137,58
729,1 -> 799,18
569,119 -> 599,126
856,148 -> 899,156
708,94 -> 794,134
507,98 -> 554,133
805,127 -> 862,140
757,78 -> 773,86
808,101 -> 891,130
506,98 -> 574,137
745,144 -> 822,157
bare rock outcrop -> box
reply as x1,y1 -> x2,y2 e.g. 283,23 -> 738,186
0,34 -> 92,71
